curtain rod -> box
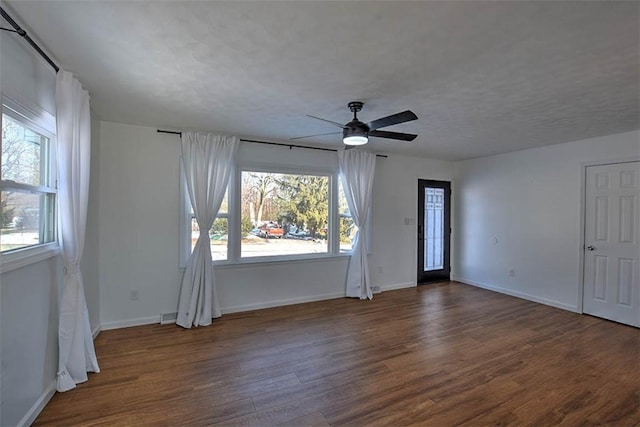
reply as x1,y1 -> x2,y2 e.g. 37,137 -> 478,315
0,6 -> 59,72
157,129 -> 388,158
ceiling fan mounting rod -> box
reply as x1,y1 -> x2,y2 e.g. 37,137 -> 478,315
348,101 -> 364,119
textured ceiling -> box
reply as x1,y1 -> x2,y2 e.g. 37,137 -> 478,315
4,1 -> 639,160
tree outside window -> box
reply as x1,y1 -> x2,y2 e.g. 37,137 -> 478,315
241,171 -> 330,258
1,113 -> 56,252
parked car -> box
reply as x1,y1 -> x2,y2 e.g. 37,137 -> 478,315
285,229 -> 311,240
258,222 -> 284,239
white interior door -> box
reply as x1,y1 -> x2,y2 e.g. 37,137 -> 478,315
583,161 -> 639,327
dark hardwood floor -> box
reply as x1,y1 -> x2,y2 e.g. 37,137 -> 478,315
35,282 -> 639,426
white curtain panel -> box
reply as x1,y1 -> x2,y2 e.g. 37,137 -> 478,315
55,70 -> 100,392
338,150 -> 376,299
177,132 -> 239,328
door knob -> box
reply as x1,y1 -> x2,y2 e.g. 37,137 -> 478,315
586,245 -> 595,251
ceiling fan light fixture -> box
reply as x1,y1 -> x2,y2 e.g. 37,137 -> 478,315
343,125 -> 368,146
343,135 -> 368,146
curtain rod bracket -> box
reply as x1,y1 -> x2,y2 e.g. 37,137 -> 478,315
0,6 -> 59,72
0,27 -> 22,35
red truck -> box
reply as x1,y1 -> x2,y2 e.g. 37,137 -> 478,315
258,222 -> 284,239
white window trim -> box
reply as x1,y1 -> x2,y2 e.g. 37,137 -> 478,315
2,95 -> 56,135
1,94 -> 59,272
1,242 -> 61,273
179,160 -> 354,267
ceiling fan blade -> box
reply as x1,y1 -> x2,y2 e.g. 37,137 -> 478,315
306,115 -> 348,129
367,110 -> 418,131
289,131 -> 342,140
369,130 -> 417,142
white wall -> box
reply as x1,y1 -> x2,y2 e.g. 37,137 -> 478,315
0,258 -> 62,427
96,123 -> 182,327
0,22 -> 60,427
95,121 -> 454,328
453,130 -> 640,311
0,24 -> 56,115
370,154 -> 454,288
1,13 -> 101,424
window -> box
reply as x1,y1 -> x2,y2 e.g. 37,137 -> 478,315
189,190 -> 228,261
1,110 -> 56,253
338,180 -> 355,253
241,170 -> 330,258
181,161 -> 357,264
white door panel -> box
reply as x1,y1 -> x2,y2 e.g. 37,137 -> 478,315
583,161 -> 639,327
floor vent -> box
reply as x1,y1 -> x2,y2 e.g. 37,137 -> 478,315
160,312 -> 178,325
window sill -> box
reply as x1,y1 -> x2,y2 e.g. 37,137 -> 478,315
180,252 -> 352,270
1,243 -> 61,273
179,253 -> 353,272
217,253 -> 352,268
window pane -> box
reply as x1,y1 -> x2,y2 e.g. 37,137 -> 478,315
2,114 -> 48,186
1,190 -> 54,251
188,190 -> 229,261
424,187 -> 444,271
191,217 -> 228,261
218,191 -> 228,214
189,190 -> 228,216
241,171 -> 329,258
338,180 -> 355,253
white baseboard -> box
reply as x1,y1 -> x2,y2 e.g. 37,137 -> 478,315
380,282 -> 416,292
99,286 -> 419,330
17,379 -> 56,427
92,324 -> 101,339
456,277 -> 579,313
101,315 -> 160,330
100,293 -> 348,329
15,326 -> 101,426
221,292 -> 345,314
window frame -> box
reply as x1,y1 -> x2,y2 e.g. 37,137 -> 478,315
237,164 -> 335,262
179,159 -> 352,267
1,95 -> 59,272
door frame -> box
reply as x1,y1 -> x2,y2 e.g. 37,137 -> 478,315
578,156 -> 640,313
417,179 -> 451,284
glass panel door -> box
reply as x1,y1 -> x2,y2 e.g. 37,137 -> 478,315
418,180 -> 451,283
424,187 -> 445,271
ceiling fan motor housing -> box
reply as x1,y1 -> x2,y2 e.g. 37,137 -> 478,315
343,101 -> 369,142
343,121 -> 369,139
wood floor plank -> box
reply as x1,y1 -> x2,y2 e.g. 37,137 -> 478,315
34,282 -> 640,426
275,411 -> 330,427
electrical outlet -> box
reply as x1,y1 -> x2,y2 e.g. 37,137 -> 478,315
508,268 -> 515,278
130,289 -> 139,301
